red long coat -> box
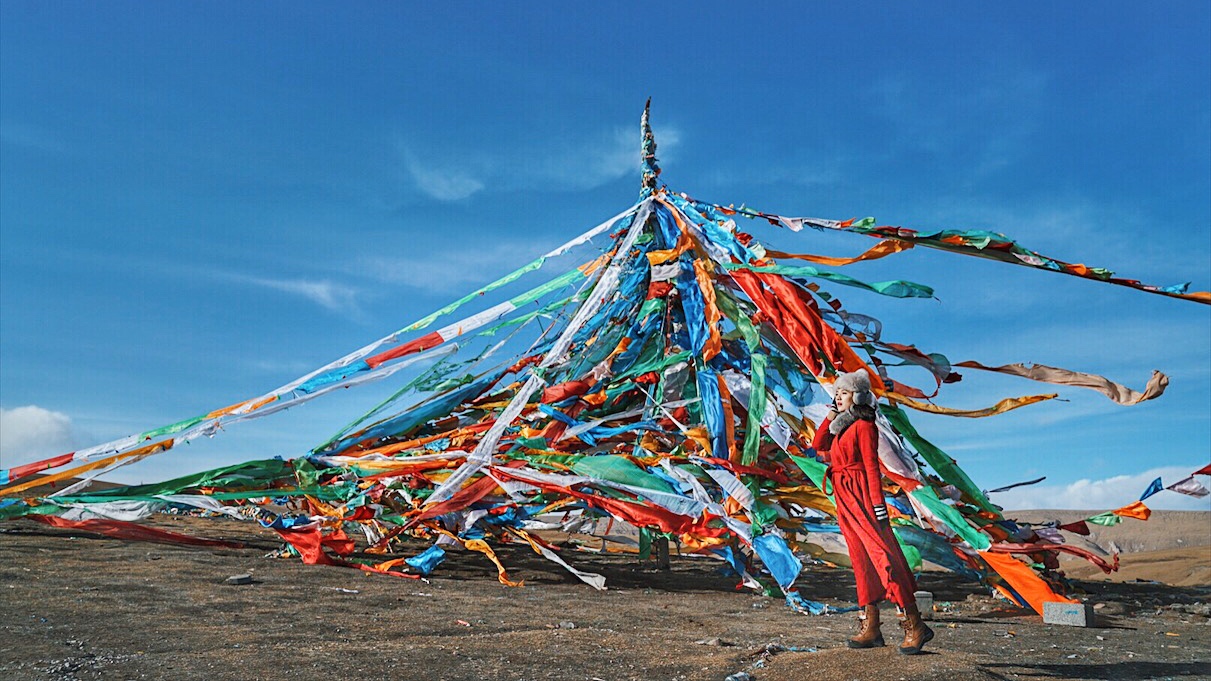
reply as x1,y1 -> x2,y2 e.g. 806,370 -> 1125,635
813,415 -> 917,608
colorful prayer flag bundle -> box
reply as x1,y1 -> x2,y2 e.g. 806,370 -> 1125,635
3,106 -> 1205,615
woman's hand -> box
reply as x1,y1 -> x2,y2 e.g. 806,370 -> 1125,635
825,408 -> 839,421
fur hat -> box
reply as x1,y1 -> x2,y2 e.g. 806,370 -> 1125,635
833,370 -> 877,407
833,370 -> 872,394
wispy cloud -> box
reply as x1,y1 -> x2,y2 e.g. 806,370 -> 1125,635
0,405 -> 80,467
359,238 -> 550,295
395,123 -> 682,202
994,464 -> 1211,511
403,150 -> 486,201
532,125 -> 683,192
243,276 -> 360,312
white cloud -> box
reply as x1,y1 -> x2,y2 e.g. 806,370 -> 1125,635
160,263 -> 364,315
0,405 -> 79,468
534,124 -> 683,192
240,276 -> 360,313
403,150 -> 486,201
395,123 -> 682,201
994,464 -> 1211,512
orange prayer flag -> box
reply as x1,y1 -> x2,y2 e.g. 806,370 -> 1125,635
764,238 -> 914,267
980,550 -> 1076,615
1112,500 -> 1152,521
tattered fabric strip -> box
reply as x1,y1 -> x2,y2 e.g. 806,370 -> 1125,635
955,361 -> 1168,405
1,440 -> 172,497
28,515 -> 244,549
885,392 -> 1057,418
722,262 -> 934,299
985,542 -> 1118,574
715,200 -> 1211,305
764,239 -> 916,266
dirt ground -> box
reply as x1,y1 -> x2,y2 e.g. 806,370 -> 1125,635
1,516 -> 1209,681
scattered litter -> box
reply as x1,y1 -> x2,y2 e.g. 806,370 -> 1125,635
331,588 -> 359,594
557,621 -> 576,629
759,642 -> 815,654
223,574 -> 253,585
455,620 -> 471,627
695,637 -> 734,647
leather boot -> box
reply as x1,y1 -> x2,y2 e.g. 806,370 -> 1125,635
898,602 -> 934,655
847,604 -> 884,648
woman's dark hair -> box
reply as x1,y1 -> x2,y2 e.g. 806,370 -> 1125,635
851,403 -> 877,422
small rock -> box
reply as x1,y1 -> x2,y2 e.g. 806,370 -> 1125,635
724,673 -> 756,681
1094,601 -> 1128,616
1176,603 -> 1211,617
558,621 -> 576,629
224,574 -> 254,585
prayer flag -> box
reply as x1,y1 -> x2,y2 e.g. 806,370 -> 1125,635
1058,520 -> 1090,536
1139,476 -> 1164,501
1112,501 -> 1152,521
1086,512 -> 1122,527
1166,476 -> 1210,498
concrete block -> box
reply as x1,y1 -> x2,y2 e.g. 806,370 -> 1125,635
1043,601 -> 1094,627
914,590 -> 934,620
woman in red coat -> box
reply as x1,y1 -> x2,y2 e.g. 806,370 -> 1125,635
812,369 -> 933,654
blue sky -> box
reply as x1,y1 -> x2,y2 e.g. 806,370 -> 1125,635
2,2 -> 1208,510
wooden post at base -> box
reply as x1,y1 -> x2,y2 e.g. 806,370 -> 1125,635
655,535 -> 670,570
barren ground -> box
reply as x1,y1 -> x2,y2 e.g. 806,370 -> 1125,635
1,515 -> 1209,681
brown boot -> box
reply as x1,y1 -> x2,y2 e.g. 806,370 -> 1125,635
898,602 -> 934,655
847,604 -> 884,648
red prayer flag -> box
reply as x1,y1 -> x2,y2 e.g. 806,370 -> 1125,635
1058,520 -> 1091,536
29,515 -> 243,548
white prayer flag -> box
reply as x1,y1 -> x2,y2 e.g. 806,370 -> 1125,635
1166,476 -> 1210,498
